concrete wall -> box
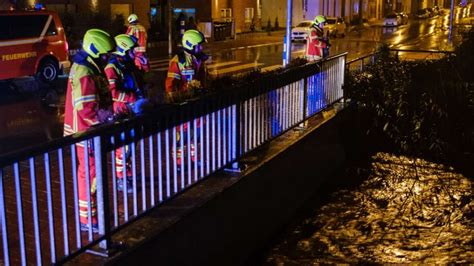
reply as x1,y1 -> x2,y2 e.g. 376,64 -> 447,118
105,108 -> 353,265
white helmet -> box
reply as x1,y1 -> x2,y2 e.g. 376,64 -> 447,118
128,14 -> 138,24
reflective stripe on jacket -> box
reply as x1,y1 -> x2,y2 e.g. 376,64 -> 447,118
64,54 -> 107,136
305,27 -> 327,59
126,24 -> 147,53
165,52 -> 205,93
105,58 -> 138,114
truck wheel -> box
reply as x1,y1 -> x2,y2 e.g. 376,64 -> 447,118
36,59 -> 59,83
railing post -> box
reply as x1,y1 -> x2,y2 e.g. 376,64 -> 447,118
226,90 -> 244,172
297,71 -> 309,129
343,54 -> 348,103
91,135 -> 115,256
0,168 -> 10,266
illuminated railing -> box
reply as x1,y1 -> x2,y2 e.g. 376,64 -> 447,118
0,53 -> 346,265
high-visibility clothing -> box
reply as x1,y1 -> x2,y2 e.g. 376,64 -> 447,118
77,145 -> 97,225
167,51 -> 206,167
165,51 -> 206,93
63,53 -> 107,136
105,55 -> 139,178
63,50 -> 108,225
126,23 -> 150,72
305,27 -> 328,61
126,23 -> 147,53
104,56 -> 138,114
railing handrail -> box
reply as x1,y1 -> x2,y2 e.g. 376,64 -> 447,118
390,48 -> 454,54
346,48 -> 454,67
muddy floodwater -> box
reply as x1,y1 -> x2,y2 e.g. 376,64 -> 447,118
263,153 -> 474,264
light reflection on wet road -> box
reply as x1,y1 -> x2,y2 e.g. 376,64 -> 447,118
0,12 -> 467,154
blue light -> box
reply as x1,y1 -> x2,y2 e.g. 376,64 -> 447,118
34,3 -> 44,10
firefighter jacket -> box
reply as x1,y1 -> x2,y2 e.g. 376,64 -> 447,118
63,50 -> 109,137
105,55 -> 139,114
165,51 -> 206,93
305,26 -> 328,60
126,23 -> 147,53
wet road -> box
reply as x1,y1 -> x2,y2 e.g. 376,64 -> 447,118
0,11 -> 469,155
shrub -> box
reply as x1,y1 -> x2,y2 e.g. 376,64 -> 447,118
345,41 -> 474,171
266,18 -> 272,32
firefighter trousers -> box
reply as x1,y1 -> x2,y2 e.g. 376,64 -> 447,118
76,145 -> 97,225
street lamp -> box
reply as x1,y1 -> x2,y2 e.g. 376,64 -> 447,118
169,0 -> 173,56
448,0 -> 455,42
283,0 -> 293,66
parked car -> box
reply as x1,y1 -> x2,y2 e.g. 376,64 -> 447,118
325,17 -> 346,37
384,13 -> 402,26
291,21 -> 314,42
0,10 -> 69,82
397,12 -> 409,25
414,8 -> 430,19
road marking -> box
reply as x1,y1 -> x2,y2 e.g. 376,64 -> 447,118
228,42 -> 282,51
206,61 -> 241,69
209,62 -> 264,75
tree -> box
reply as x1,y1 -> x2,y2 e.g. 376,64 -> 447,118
266,18 -> 272,33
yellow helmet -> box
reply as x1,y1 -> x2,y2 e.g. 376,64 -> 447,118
82,29 -> 114,58
182,30 -> 206,51
128,14 -> 138,24
314,15 -> 327,25
114,34 -> 136,56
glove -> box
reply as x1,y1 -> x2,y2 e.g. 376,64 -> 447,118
129,98 -> 150,115
97,108 -> 114,123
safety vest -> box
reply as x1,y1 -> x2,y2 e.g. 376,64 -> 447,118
105,56 -> 139,114
126,23 -> 147,53
63,51 -> 109,136
305,27 -> 327,60
165,51 -> 205,93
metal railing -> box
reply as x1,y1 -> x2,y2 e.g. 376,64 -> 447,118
0,53 -> 347,265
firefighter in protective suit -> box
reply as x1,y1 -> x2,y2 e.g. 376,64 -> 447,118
305,15 -> 330,62
165,29 -> 207,97
166,29 -> 208,168
63,29 -> 115,233
126,14 -> 150,72
105,34 -> 148,193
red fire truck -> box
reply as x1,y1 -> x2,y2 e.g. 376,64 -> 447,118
0,10 -> 69,82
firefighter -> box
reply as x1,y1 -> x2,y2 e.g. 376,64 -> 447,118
105,34 -> 147,193
166,29 -> 208,168
165,29 -> 207,99
126,14 -> 150,72
63,29 -> 114,233
305,15 -> 330,62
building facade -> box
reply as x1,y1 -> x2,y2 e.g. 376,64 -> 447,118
5,0 -> 461,41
